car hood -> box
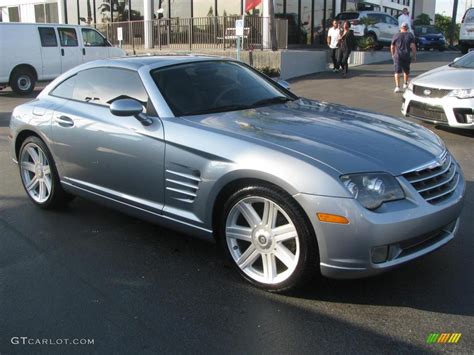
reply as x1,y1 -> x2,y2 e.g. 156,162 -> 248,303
186,99 -> 445,175
413,65 -> 473,89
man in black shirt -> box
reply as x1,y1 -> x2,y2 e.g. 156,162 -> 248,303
391,22 -> 416,93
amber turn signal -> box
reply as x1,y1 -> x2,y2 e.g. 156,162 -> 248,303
317,213 -> 349,224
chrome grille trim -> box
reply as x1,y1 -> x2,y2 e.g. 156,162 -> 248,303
402,152 -> 459,204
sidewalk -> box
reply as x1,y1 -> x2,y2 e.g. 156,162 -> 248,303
290,51 -> 459,118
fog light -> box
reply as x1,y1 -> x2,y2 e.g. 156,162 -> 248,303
466,114 -> 473,124
371,246 -> 389,263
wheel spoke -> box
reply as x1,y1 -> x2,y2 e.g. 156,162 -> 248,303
262,200 -> 278,228
26,146 -> 40,164
21,162 -> 36,173
226,226 -> 252,242
274,244 -> 296,269
26,176 -> 39,191
262,253 -> 277,282
43,175 -> 52,195
273,224 -> 297,243
237,202 -> 262,227
237,244 -> 260,269
39,180 -> 47,199
39,150 -> 45,165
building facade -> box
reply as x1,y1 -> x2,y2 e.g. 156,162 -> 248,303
1,0 -> 436,44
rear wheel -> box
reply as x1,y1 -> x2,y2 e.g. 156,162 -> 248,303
220,184 -> 318,292
10,68 -> 36,95
19,136 -> 73,209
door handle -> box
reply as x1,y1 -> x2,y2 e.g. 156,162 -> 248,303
82,48 -> 86,55
61,48 -> 64,56
56,115 -> 74,127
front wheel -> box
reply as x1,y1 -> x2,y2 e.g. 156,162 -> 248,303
220,185 -> 318,292
19,136 -> 74,209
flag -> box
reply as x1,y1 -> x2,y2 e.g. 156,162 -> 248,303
245,0 -> 262,12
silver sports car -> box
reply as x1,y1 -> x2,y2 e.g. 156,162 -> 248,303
9,56 -> 465,292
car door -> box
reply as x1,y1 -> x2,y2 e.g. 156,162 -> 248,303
385,15 -> 399,41
57,27 -> 82,73
37,27 -> 61,79
80,28 -> 110,62
49,67 -> 165,212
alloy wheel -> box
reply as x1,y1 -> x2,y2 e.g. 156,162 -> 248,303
20,142 -> 52,203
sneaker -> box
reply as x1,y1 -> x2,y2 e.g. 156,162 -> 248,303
394,87 -> 401,93
333,68 -> 339,72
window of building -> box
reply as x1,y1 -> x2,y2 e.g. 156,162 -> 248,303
79,0 -> 94,24
193,0 -> 215,17
58,28 -> 79,46
217,0 -> 241,16
0,8 -> 3,22
131,0 -> 145,20
35,4 -> 46,22
154,0 -> 169,18
46,3 -> 59,23
171,0 -> 191,18
8,6 -> 20,22
97,0 -> 111,23
38,27 -> 58,46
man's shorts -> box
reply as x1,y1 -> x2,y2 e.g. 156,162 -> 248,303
394,56 -> 411,74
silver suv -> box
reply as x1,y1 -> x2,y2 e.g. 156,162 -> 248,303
336,11 -> 400,49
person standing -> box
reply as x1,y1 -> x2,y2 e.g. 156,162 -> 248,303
327,20 -> 341,72
391,22 -> 416,93
337,21 -> 356,78
398,8 -> 412,32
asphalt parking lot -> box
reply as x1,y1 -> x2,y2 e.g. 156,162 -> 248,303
0,51 -> 473,354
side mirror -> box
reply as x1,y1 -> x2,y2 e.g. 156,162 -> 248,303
276,79 -> 291,91
110,99 -> 152,126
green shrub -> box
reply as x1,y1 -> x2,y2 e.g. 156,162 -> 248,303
357,36 -> 376,51
256,66 -> 281,77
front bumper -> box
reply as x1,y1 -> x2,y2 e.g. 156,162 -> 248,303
294,164 -> 465,279
402,89 -> 474,129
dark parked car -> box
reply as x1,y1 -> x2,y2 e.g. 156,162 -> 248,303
414,25 -> 446,51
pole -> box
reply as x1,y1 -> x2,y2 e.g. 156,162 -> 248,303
450,0 -> 459,46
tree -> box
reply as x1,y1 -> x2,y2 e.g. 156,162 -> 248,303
414,13 -> 432,26
435,14 -> 460,44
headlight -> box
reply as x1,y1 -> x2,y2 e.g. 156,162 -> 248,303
340,173 -> 405,210
448,89 -> 474,99
407,82 -> 414,91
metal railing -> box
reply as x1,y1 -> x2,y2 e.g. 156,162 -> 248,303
95,16 -> 288,53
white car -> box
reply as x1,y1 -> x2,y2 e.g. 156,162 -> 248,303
460,7 -> 474,54
335,11 -> 399,49
0,23 -> 125,94
402,52 -> 474,129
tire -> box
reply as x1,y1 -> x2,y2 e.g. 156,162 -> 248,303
219,184 -> 318,292
10,68 -> 36,95
19,136 -> 74,209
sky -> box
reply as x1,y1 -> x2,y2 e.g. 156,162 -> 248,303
435,0 -> 472,22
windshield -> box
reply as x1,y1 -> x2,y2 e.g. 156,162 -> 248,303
450,52 -> 474,68
414,26 -> 439,35
151,61 -> 296,116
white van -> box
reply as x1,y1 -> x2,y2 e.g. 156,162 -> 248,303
0,23 -> 126,94
460,8 -> 474,54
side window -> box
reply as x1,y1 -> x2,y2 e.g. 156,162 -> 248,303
71,68 -> 149,109
81,28 -> 106,47
367,14 -> 379,24
386,16 -> 398,25
38,27 -> 58,47
58,28 -> 78,47
50,75 -> 77,99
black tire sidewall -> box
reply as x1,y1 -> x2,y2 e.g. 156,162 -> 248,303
219,184 -> 318,292
19,136 -> 62,209
11,70 -> 35,95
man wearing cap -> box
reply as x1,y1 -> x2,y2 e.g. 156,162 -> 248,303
391,23 -> 416,93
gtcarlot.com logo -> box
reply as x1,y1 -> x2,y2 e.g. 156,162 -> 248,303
426,333 -> 462,344
11,337 -> 94,346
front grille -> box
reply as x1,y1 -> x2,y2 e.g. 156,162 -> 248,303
407,101 -> 447,122
413,85 -> 450,98
402,151 -> 460,204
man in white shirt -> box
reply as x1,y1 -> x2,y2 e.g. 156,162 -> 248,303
327,20 -> 341,72
398,8 -> 412,32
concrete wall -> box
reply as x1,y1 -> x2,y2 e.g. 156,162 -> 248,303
280,50 -> 328,80
349,51 -> 392,66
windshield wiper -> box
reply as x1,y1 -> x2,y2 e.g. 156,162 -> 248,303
249,96 -> 294,108
182,104 -> 251,116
